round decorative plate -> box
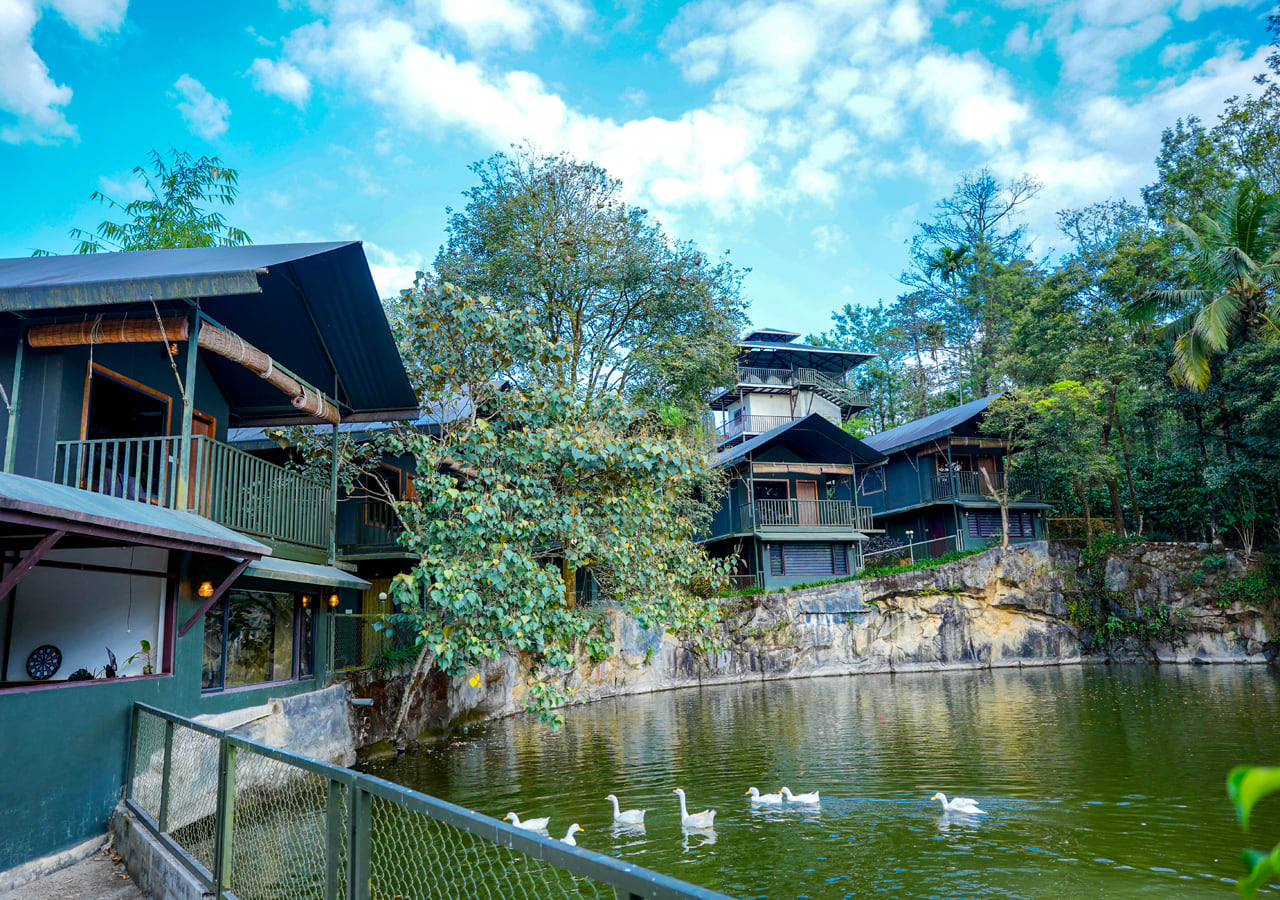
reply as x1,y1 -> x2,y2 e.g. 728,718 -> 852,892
26,644 -> 62,681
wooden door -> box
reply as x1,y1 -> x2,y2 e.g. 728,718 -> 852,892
187,411 -> 216,512
796,480 -> 818,524
976,457 -> 998,495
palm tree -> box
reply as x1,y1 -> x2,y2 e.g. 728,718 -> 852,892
1139,181 -> 1280,391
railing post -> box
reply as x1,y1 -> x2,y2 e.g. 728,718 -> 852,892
3,326 -> 24,475
123,702 -> 138,802
347,783 -> 371,900
212,739 -> 236,899
158,720 -> 174,831
324,779 -> 344,900
328,422 -> 339,565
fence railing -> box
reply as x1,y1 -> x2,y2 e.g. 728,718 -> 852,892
125,702 -> 733,900
715,414 -> 796,441
338,497 -> 406,553
739,499 -> 875,532
329,613 -> 413,674
729,367 -> 870,409
928,470 -> 1040,501
54,434 -> 331,549
863,534 -> 958,567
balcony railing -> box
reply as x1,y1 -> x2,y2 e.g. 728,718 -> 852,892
729,367 -> 870,409
339,496 -> 407,553
715,414 -> 797,441
928,470 -> 1041,501
739,499 -> 876,532
54,434 -> 331,549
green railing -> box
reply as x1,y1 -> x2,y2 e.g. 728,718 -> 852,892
739,499 -> 876,532
928,470 -> 1041,501
54,434 -> 331,549
125,703 -> 733,900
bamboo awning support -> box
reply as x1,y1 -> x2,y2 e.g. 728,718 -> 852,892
27,316 -> 341,424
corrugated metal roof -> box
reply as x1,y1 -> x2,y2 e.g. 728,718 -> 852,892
0,243 -> 419,427
714,414 -> 885,467
0,472 -> 269,556
242,556 -> 371,589
861,395 -> 1001,455
228,396 -> 472,450
738,340 -> 874,375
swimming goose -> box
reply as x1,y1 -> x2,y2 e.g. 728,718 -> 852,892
780,787 -> 820,804
932,793 -> 987,815
561,824 -> 584,845
673,788 -> 716,829
746,787 -> 784,804
606,794 -> 646,825
505,812 -> 551,831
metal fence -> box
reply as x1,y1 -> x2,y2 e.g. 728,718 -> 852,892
330,613 -> 394,674
863,534 -> 957,567
125,703 -> 733,900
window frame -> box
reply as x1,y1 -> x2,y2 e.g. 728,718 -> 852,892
201,590 -> 316,694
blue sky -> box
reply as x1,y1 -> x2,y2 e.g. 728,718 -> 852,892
1,0 -> 1272,338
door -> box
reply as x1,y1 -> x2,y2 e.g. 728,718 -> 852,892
186,411 -> 216,512
796,480 -> 818,525
976,457 -> 998,495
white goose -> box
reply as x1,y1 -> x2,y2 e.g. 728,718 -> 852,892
505,812 -> 551,831
932,792 -> 987,815
561,824 -> 584,846
780,786 -> 820,804
673,788 -> 716,829
606,794 -> 646,825
746,787 -> 784,805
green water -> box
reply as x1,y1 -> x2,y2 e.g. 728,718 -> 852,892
364,665 -> 1280,899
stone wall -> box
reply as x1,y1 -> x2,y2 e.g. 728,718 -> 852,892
343,541 -> 1277,754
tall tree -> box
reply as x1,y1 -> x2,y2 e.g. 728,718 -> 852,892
36,149 -> 249,255
435,146 -> 747,415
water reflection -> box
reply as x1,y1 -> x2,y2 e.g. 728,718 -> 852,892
365,665 -> 1280,898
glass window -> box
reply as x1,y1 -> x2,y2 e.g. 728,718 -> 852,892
202,590 -> 309,692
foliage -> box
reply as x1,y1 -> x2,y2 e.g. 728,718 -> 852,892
1216,568 -> 1280,609
360,282 -> 731,717
36,149 -> 249,255
855,547 -> 987,581
434,145 -> 747,415
1227,765 -> 1280,897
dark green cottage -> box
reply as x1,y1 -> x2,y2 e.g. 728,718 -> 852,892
0,243 -> 417,877
857,395 -> 1049,556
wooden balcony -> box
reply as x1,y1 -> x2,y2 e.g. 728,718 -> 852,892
738,499 -> 876,533
715,414 -> 797,442
53,435 -> 331,550
338,496 -> 408,557
928,470 -> 1041,502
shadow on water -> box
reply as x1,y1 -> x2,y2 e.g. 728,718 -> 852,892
363,665 -> 1280,898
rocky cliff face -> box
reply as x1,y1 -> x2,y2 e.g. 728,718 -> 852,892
344,541 -> 1276,753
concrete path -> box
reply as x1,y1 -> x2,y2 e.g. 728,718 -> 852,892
0,850 -> 143,900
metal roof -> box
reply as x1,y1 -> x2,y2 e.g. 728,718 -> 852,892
738,340 -> 874,375
227,396 -> 472,450
861,395 -> 1001,455
0,243 -> 419,427
242,556 -> 371,589
0,471 -> 269,557
742,328 -> 801,343
714,414 -> 885,467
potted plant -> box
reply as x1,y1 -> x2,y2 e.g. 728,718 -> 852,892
126,640 -> 154,675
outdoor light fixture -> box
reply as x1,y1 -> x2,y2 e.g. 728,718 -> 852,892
301,595 -> 311,609
328,594 -> 339,608
197,581 -> 214,598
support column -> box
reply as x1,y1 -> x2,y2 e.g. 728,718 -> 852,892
3,328 -> 25,474
328,423 -> 340,564
175,313 -> 200,510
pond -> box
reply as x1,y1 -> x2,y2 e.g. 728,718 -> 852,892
363,665 -> 1280,899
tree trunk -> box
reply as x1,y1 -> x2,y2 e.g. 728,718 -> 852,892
392,645 -> 435,748
1114,416 -> 1143,534
563,557 -> 576,609
1077,481 -> 1093,551
1105,475 -> 1126,537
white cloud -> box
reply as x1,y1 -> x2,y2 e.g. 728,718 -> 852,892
410,0 -> 589,50
173,74 -> 230,139
249,57 -> 311,106
1159,40 -> 1199,67
811,224 -> 847,253
0,0 -> 126,144
1004,22 -> 1043,57
364,242 -> 425,298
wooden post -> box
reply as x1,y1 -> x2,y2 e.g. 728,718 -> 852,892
328,423 -> 339,564
4,328 -> 24,474
212,739 -> 236,898
176,314 -> 200,510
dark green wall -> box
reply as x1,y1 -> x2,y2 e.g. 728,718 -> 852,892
0,552 -> 337,874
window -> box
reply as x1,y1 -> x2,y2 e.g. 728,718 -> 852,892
767,543 -> 848,577
860,468 -> 885,495
967,511 -> 1036,539
202,590 -> 314,691
752,480 -> 789,501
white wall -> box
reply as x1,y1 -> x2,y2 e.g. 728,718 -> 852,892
746,393 -> 794,416
5,547 -> 167,682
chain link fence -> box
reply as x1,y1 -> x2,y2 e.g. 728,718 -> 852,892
863,534 -> 958,567
126,703 -> 731,900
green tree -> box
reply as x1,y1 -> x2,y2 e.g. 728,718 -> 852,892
1134,180 -> 1280,390
361,282 -> 729,729
36,149 -> 250,255
435,146 -> 747,415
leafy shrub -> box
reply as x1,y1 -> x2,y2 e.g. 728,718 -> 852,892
1216,571 -> 1280,609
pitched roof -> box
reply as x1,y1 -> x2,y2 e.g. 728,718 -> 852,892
861,394 -> 1001,455
714,414 -> 885,467
0,243 -> 419,426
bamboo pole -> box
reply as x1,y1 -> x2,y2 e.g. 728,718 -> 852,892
26,316 -> 340,424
